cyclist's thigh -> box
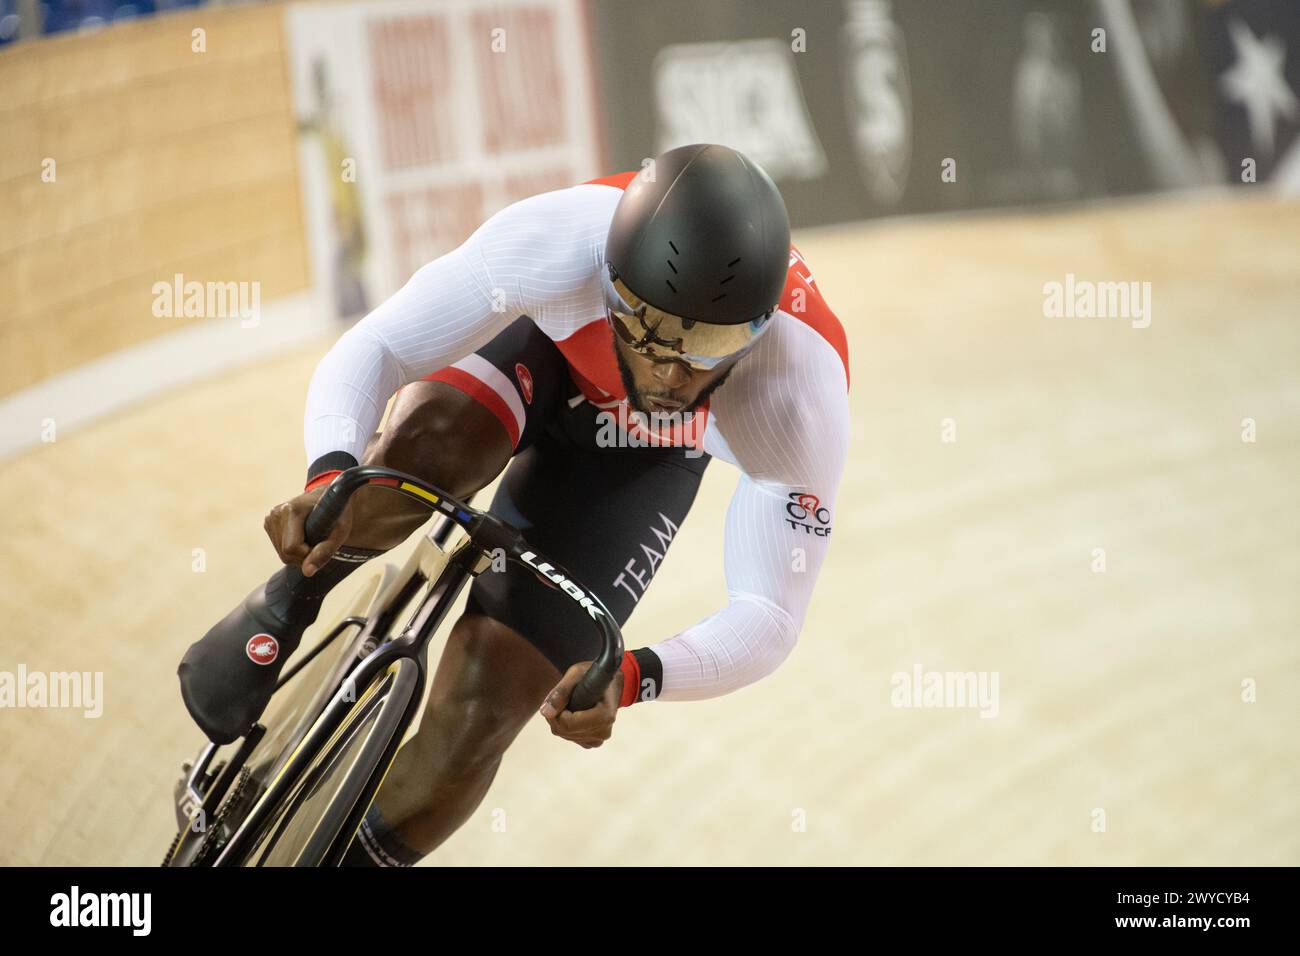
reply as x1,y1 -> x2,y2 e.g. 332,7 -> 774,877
465,410 -> 712,677
352,316 -> 570,523
422,611 -> 560,735
413,315 -> 572,457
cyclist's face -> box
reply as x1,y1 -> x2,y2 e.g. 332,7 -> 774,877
612,333 -> 738,416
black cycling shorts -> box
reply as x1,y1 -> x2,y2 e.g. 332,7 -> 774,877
425,317 -> 711,673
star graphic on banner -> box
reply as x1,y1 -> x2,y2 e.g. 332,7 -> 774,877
1219,18 -> 1298,159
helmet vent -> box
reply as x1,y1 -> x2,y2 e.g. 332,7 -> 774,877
665,240 -> 681,292
713,257 -> 742,301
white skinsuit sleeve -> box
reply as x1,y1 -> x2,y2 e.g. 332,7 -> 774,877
303,185 -> 609,464
645,322 -> 850,701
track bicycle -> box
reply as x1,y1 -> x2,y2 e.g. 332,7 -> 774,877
162,465 -> 622,867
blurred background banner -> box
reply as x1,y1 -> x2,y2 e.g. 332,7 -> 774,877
1203,0 -> 1300,189
285,0 -> 604,320
591,0 -> 1233,226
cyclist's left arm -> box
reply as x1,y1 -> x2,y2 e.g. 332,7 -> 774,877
628,327 -> 850,703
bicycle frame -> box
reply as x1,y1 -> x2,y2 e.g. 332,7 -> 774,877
179,464 -> 625,867
302,465 -> 624,712
213,532 -> 477,865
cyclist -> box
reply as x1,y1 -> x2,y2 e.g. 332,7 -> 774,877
178,143 -> 850,866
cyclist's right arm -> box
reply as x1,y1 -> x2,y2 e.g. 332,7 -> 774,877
276,184 -> 606,572
274,237 -> 504,574
303,230 -> 503,470
302,182 -> 609,468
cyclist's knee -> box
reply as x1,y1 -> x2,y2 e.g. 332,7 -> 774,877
416,615 -> 553,781
345,382 -> 512,550
421,694 -> 520,780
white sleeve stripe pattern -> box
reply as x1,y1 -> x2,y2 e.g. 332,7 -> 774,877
651,593 -> 798,700
650,313 -> 851,701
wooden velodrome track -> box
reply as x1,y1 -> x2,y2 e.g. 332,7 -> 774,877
1,195 -> 1297,866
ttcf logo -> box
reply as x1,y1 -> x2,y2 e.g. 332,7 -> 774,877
785,493 -> 831,536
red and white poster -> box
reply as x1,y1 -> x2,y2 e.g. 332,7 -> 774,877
285,0 -> 604,320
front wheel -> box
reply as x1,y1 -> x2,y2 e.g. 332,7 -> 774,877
163,564 -> 397,867
222,656 -> 421,867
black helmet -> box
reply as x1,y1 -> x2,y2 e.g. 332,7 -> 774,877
605,144 -> 791,327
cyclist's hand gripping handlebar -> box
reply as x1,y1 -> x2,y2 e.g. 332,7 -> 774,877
302,467 -> 622,713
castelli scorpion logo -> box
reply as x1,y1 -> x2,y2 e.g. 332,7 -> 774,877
515,363 -> 534,405
246,633 -> 280,666
785,492 -> 832,536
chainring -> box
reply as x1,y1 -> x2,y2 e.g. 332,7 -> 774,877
189,766 -> 258,867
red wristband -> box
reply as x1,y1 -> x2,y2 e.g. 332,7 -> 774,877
618,651 -> 641,708
305,469 -> 342,493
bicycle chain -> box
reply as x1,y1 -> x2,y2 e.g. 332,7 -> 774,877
160,827 -> 184,867
189,766 -> 255,867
